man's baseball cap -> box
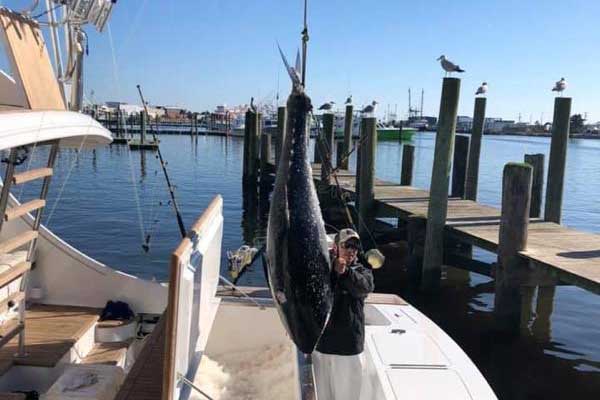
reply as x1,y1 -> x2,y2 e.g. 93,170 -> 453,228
336,228 -> 360,245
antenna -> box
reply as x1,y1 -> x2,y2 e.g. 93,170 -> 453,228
301,0 -> 309,87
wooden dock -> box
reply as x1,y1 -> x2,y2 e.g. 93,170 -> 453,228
247,77 -> 597,334
311,164 -> 600,295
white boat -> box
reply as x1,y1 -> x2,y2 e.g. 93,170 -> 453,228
0,3 -> 497,399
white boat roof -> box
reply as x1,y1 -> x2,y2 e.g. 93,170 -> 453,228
0,110 -> 112,150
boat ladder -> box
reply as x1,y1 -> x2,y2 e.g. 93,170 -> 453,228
0,141 -> 59,356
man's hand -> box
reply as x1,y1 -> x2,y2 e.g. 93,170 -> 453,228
334,257 -> 347,275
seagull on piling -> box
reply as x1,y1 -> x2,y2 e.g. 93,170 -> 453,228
318,101 -> 335,112
475,82 -> 488,96
250,97 -> 257,113
361,101 -> 378,114
437,55 -> 465,76
345,95 -> 352,105
552,78 -> 567,96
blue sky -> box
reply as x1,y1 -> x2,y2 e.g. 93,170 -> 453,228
6,0 -> 600,121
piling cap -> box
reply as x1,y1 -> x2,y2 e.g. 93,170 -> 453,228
336,228 -> 360,245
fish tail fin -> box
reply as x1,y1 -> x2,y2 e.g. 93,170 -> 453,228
295,48 -> 301,73
277,42 -> 301,87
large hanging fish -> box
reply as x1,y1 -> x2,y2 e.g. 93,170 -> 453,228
265,45 -> 333,354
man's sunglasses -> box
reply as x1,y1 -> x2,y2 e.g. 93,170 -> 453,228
341,241 -> 360,251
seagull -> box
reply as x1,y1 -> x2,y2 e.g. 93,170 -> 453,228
318,101 -> 335,112
250,97 -> 257,113
552,78 -> 567,96
361,101 -> 378,114
345,95 -> 352,105
437,55 -> 465,76
475,82 -> 488,96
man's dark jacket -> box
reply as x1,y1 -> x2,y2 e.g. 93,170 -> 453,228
316,261 -> 374,355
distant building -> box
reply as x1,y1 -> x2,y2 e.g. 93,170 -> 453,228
484,118 -> 515,133
456,115 -> 473,132
161,106 -> 189,120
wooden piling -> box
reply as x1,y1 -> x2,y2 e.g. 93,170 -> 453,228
400,144 -> 415,186
544,97 -> 571,223
243,111 -> 261,182
341,105 -> 353,170
321,113 -> 335,186
494,162 -> 532,332
422,77 -> 461,289
357,117 -> 377,239
451,135 -> 470,198
275,106 -> 287,168
140,110 -> 146,144
407,214 -> 427,286
465,97 -> 486,201
355,119 -> 365,210
260,133 -> 271,181
524,153 -> 544,218
336,141 -> 344,169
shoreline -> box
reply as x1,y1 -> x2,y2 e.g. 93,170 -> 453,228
464,131 -> 600,140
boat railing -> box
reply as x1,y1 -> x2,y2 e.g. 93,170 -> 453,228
162,195 -> 224,400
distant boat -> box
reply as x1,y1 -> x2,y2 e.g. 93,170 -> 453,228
408,118 -> 430,131
377,123 -> 416,141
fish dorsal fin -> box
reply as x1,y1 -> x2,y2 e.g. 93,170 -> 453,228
277,42 -> 301,88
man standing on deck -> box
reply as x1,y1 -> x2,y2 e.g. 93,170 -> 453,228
313,228 -> 375,400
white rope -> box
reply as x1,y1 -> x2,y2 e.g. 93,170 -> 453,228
127,148 -> 146,244
108,22 -> 146,245
46,132 -> 88,226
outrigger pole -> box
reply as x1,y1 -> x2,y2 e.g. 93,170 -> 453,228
136,84 -> 187,239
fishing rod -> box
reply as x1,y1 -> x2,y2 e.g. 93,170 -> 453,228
136,84 -> 187,239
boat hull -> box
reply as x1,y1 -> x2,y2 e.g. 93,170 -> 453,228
377,127 -> 416,141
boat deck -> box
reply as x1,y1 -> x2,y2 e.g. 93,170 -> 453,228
115,318 -> 165,400
0,304 -> 100,374
114,289 -> 407,400
312,164 -> 600,294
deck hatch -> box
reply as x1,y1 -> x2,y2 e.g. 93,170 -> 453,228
371,330 -> 449,368
386,369 -> 473,399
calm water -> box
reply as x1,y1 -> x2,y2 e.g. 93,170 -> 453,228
10,133 -> 600,399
